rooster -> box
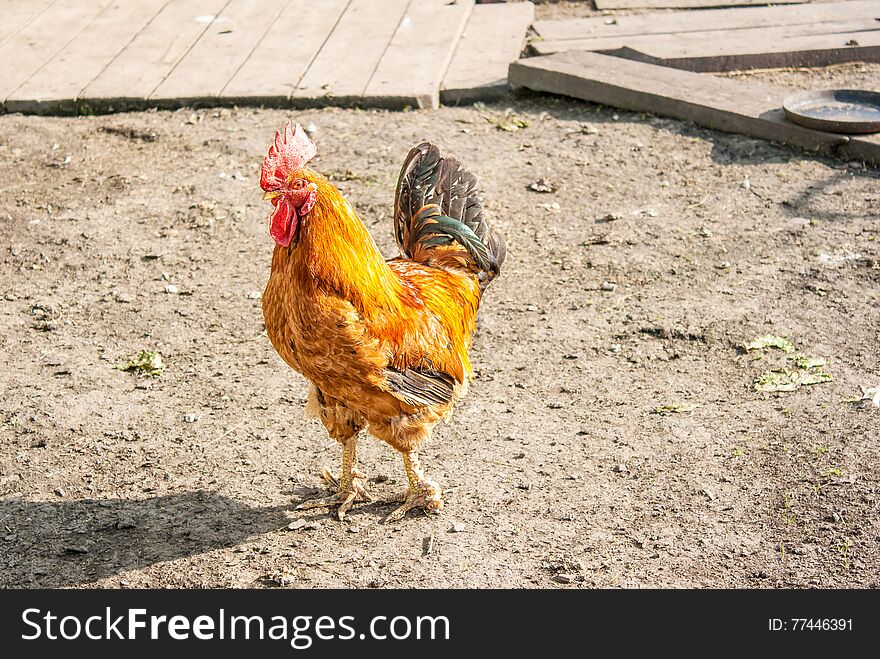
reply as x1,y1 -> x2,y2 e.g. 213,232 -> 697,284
260,123 -> 505,522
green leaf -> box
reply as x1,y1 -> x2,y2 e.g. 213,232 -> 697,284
793,355 -> 826,369
754,367 -> 832,393
118,350 -> 165,377
743,335 -> 795,353
653,403 -> 700,415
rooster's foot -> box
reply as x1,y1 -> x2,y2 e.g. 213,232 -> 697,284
382,476 -> 443,524
296,465 -> 372,521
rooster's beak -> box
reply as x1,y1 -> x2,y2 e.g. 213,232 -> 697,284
262,190 -> 282,202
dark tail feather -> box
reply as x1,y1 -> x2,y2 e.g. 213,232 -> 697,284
394,142 -> 505,289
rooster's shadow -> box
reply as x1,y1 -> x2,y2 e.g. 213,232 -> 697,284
0,491 -> 290,588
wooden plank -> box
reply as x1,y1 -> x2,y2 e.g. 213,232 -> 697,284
80,0 -> 229,111
533,18 -> 880,57
532,17 -> 880,71
364,0 -> 474,109
292,0 -> 410,107
533,1 -> 880,42
620,28 -> 880,72
0,0 -> 112,106
508,51 -> 880,165
594,0 -> 804,9
441,1 -> 534,104
221,0 -> 350,105
0,0 -> 56,47
150,0 -> 287,106
5,0 -> 169,114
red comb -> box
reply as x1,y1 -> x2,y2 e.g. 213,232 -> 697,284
260,122 -> 317,192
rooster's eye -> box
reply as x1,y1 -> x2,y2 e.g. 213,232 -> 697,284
290,179 -> 305,190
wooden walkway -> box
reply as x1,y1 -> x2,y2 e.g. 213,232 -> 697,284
0,0 -> 534,114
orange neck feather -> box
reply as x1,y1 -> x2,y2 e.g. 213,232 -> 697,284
275,170 -> 404,316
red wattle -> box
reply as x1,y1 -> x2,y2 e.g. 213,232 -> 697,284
269,199 -> 298,247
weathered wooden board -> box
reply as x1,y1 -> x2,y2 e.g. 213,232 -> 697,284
364,0 -> 474,108
0,0 -> 56,47
509,50 -> 880,164
594,0 -> 804,9
441,1 -> 534,104
221,0 -> 349,104
535,18 -> 879,55
533,17 -> 880,71
533,1 -> 880,42
293,0 -> 411,106
150,0 -> 287,106
614,28 -> 880,72
0,0 -> 111,106
6,0 -> 168,113
81,0 -> 228,110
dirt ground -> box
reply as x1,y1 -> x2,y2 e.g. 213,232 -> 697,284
1,59 -> 879,588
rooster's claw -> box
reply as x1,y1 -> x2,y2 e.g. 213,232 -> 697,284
382,480 -> 443,523
296,465 -> 371,521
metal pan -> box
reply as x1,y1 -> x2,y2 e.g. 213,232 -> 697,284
782,89 -> 880,134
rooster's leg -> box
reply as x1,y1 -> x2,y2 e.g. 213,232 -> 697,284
383,451 -> 443,523
296,436 -> 371,521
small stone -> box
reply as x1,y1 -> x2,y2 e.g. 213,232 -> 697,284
614,464 -> 628,473
304,522 -> 322,531
184,413 -> 198,423
64,546 -> 89,555
114,293 -> 133,304
517,482 -> 532,491
528,178 -> 557,193
553,573 -> 575,584
245,291 -> 261,300
54,487 -> 65,497
287,519 -> 307,531
135,381 -> 152,390
450,522 -> 466,533
164,284 -> 179,294
600,281 -> 617,292
347,525 -> 360,534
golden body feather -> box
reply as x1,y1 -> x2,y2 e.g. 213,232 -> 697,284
262,171 -> 481,453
